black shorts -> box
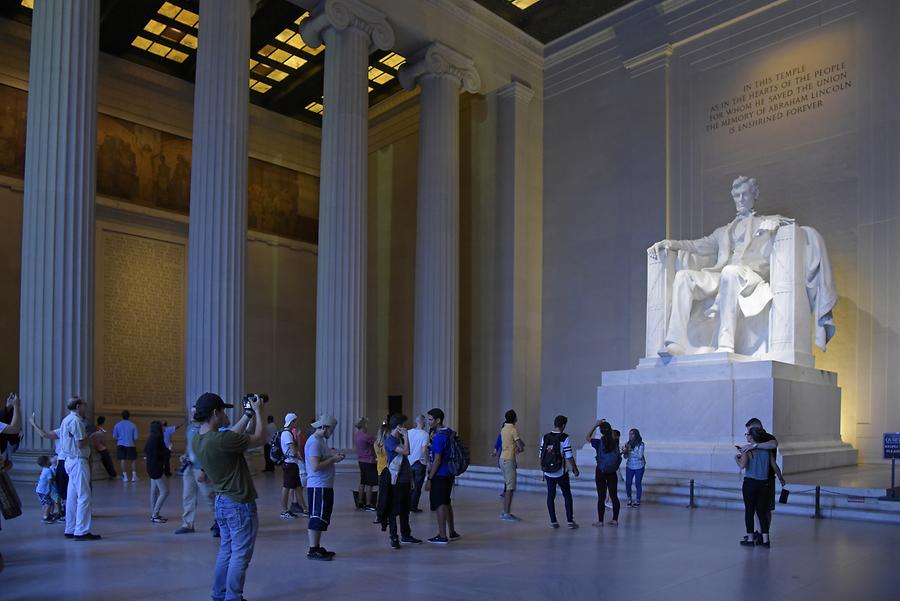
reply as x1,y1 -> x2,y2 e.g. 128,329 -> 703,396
359,461 -> 378,487
282,463 -> 300,489
308,487 -> 334,531
766,477 -> 776,511
429,475 -> 454,510
116,445 -> 137,461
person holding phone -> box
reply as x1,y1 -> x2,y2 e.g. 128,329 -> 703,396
383,414 -> 423,548
191,392 -> 267,601
304,415 -> 345,561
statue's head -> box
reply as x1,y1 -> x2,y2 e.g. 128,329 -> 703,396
731,176 -> 759,216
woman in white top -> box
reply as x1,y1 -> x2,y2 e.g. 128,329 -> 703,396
622,429 -> 646,508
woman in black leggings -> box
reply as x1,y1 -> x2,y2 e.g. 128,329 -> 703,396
736,429 -> 773,547
588,420 -> 621,526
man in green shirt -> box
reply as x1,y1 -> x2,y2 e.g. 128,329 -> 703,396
191,392 -> 266,601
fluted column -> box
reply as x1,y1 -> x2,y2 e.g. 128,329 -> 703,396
399,43 -> 481,428
185,0 -> 252,415
19,0 -> 99,452
301,0 -> 394,448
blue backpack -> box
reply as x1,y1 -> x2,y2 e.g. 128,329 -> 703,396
443,430 -> 470,476
596,443 -> 621,474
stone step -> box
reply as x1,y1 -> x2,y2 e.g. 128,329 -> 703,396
454,465 -> 900,524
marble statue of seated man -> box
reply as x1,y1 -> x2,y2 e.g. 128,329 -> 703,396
647,176 -> 795,356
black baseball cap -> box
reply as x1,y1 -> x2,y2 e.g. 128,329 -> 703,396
194,392 -> 232,419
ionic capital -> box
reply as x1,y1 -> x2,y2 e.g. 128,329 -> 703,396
398,42 -> 481,94
300,0 -> 394,52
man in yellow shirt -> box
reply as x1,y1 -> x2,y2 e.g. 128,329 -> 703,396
499,410 -> 524,521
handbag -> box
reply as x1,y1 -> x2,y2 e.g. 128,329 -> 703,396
0,469 -> 23,520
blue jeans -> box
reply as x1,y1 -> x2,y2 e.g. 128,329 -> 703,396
626,467 -> 644,501
212,496 -> 258,601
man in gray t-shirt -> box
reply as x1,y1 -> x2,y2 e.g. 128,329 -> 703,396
303,415 -> 345,561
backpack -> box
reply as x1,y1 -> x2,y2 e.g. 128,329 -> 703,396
269,429 -> 287,466
444,430 -> 470,476
597,444 -> 622,474
540,432 -> 567,473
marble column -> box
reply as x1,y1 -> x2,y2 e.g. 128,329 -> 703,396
18,0 -> 100,452
185,0 -> 252,416
399,43 -> 480,428
301,0 -> 394,449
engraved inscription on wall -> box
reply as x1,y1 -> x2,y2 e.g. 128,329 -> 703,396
101,230 -> 185,411
705,61 -> 853,135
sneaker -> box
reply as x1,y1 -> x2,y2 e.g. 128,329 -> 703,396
174,526 -> 194,534
364,505 -> 377,512
605,501 -> 613,509
307,547 -> 333,561
626,499 -> 633,507
428,535 -> 449,544
74,533 -> 102,541
122,475 -> 128,482
448,531 -> 461,540
212,526 -> 220,538
280,511 -> 299,520
131,474 -> 139,482
390,537 -> 401,549
400,536 -> 423,544
634,501 -> 641,508
151,516 -> 168,523
549,522 -> 560,529
499,513 -> 520,522
317,546 -> 336,558
42,518 -> 55,525
64,533 -> 74,539
567,521 -> 579,529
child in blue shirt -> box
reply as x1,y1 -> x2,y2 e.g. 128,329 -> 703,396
35,455 -> 57,524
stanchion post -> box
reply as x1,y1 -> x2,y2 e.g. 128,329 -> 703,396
812,485 -> 823,519
688,479 -> 696,508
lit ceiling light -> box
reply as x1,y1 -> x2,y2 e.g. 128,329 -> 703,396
20,0 -> 33,9
131,2 -> 199,65
305,101 -> 324,115
379,52 -> 406,69
510,0 -> 541,8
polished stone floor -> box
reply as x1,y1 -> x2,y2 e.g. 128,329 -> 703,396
2,471 -> 899,601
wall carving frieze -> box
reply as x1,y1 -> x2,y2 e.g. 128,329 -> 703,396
300,0 -> 394,52
398,42 -> 481,95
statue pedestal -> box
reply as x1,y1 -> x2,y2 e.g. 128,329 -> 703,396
581,353 -> 857,474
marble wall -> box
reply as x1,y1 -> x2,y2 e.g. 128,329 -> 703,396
542,0 -> 900,462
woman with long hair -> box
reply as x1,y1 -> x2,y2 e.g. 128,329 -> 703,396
144,420 -> 170,523
588,420 -> 621,526
736,427 -> 773,547
622,428 -> 646,508
374,420 -> 391,529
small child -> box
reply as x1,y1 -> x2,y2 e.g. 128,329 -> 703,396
35,455 -> 57,523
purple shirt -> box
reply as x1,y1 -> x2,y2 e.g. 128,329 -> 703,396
354,430 -> 376,464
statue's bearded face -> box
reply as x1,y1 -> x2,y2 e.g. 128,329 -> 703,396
732,181 -> 757,216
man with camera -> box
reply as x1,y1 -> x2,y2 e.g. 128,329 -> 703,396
191,392 -> 266,601
304,414 -> 345,560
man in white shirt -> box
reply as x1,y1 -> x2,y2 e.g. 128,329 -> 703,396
540,415 -> 579,529
407,415 -> 429,513
59,397 -> 101,541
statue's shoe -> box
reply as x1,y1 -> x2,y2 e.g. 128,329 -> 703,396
658,342 -> 686,357
715,346 -> 735,354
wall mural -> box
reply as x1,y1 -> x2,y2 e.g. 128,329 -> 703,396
0,84 -> 318,244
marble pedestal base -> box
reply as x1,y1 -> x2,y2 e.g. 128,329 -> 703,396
581,353 -> 858,474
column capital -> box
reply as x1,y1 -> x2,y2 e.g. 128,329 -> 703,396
496,80 -> 534,105
398,42 -> 481,94
300,0 -> 394,52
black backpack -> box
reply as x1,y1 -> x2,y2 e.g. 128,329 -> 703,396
540,432 -> 567,472
444,430 -> 470,476
269,429 -> 287,466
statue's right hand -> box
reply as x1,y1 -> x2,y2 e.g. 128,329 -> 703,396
648,240 -> 675,258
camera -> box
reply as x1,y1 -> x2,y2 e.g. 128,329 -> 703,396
241,393 -> 269,415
